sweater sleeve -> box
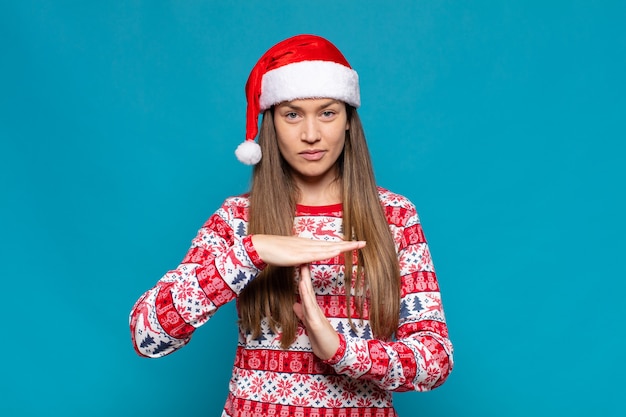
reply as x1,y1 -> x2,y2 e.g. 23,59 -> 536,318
129,197 -> 266,358
325,203 -> 454,392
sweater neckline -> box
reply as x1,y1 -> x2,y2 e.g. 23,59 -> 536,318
295,202 -> 343,215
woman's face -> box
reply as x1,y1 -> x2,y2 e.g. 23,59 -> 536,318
273,98 -> 349,189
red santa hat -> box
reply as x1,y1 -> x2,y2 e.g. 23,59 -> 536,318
235,34 -> 361,165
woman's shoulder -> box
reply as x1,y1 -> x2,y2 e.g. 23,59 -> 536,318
377,186 -> 420,226
213,194 -> 250,221
377,186 -> 417,210
221,193 -> 251,208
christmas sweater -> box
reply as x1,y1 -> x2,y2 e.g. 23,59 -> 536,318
129,187 -> 453,416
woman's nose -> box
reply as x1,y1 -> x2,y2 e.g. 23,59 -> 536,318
301,118 -> 321,142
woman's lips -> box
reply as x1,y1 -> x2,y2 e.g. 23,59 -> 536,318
299,150 -> 326,161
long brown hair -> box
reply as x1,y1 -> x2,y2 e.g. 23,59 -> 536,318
239,105 -> 400,349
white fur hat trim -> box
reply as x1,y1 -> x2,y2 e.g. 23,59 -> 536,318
259,61 -> 360,111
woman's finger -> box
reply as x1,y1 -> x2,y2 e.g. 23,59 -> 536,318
252,235 -> 366,266
298,264 -> 315,305
298,265 -> 325,324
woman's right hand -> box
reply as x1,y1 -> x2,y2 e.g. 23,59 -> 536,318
251,234 -> 366,267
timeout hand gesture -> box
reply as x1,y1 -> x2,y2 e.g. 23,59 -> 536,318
251,234 -> 366,267
293,264 -> 340,360
251,235 -> 365,360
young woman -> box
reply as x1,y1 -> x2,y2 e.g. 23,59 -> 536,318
130,34 -> 453,416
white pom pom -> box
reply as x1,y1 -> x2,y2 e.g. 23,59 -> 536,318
235,141 -> 262,165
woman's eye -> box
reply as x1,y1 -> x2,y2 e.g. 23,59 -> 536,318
321,111 -> 336,118
285,112 -> 298,120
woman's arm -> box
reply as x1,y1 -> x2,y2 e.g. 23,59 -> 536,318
129,198 -> 266,358
129,198 -> 368,358
326,206 -> 453,392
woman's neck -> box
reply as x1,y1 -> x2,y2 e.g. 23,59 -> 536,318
296,179 -> 341,206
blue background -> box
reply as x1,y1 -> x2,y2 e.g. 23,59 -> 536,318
1,1 -> 625,416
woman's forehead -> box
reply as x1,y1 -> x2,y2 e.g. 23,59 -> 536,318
276,98 -> 344,110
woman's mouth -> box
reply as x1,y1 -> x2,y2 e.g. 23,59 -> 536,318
299,150 -> 326,161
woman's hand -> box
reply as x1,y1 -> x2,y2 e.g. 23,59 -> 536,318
251,234 -> 365,267
292,264 -> 340,361
251,235 -> 363,360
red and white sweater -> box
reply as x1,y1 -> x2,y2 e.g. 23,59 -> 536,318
129,188 -> 453,416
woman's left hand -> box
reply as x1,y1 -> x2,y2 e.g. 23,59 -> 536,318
292,264 -> 340,361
